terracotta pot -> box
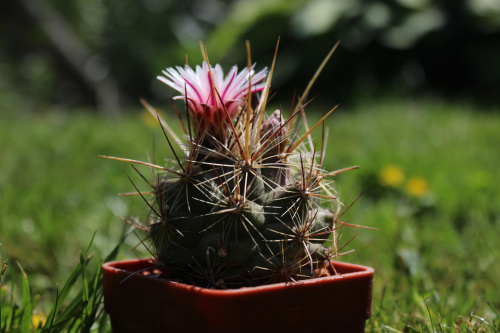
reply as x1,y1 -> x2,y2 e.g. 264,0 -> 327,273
103,258 -> 374,333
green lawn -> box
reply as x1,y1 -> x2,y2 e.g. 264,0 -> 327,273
1,98 -> 499,332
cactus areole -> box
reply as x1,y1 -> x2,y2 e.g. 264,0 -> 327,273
102,43 -> 372,289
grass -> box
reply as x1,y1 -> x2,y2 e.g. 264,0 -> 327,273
1,97 -> 499,332
328,99 -> 500,331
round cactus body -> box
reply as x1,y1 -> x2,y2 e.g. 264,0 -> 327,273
115,50 -> 357,288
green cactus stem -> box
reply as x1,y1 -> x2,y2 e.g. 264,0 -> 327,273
103,42 -> 363,288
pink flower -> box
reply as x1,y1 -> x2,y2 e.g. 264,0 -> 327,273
158,62 -> 267,133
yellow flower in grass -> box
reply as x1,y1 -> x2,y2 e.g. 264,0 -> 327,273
32,313 -> 47,329
379,165 -> 405,187
406,177 -> 429,197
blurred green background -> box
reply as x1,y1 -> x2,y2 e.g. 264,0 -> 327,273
1,0 -> 500,330
2,0 -> 500,113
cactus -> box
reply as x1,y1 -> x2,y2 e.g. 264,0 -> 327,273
105,43 -> 360,288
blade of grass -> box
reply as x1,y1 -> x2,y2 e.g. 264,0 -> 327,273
81,260 -> 105,333
50,292 -> 85,329
6,269 -> 16,333
44,286 -> 58,332
1,260 -> 13,333
43,229 -> 127,331
17,263 -> 31,333
97,309 -> 109,333
42,254 -> 93,329
7,304 -> 15,333
0,258 -> 6,333
41,263 -> 85,331
80,252 -> 90,317
42,233 -> 97,331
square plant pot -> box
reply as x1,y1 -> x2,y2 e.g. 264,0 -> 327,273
103,258 -> 374,333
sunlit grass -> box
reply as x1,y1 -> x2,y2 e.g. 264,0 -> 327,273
325,98 -> 500,331
1,97 -> 499,331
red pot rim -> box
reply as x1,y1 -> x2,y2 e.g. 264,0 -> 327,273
102,258 -> 374,293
